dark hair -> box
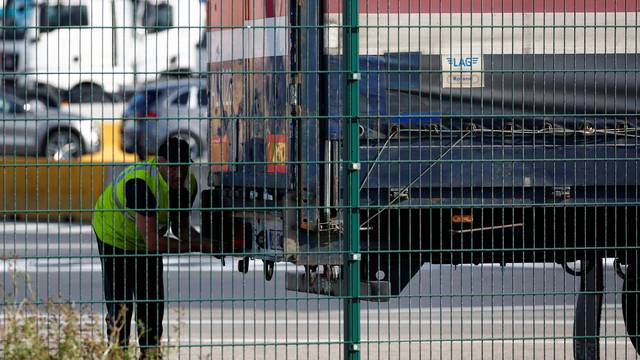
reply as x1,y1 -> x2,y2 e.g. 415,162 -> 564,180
157,137 -> 192,164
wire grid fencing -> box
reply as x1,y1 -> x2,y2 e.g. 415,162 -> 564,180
1,0 -> 640,359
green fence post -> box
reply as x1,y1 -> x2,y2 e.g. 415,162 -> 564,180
342,0 -> 360,359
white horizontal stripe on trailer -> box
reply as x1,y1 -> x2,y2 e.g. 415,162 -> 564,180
208,16 -> 289,63
324,12 -> 640,55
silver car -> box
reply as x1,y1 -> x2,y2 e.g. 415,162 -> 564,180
0,92 -> 100,160
121,78 -> 208,160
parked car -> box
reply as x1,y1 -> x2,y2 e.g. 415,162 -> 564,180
121,78 -> 208,160
0,92 -> 100,160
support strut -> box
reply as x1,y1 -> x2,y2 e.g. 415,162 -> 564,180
573,258 -> 604,360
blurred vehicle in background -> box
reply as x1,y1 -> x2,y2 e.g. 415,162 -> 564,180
121,78 -> 208,160
0,0 -> 205,104
196,29 -> 208,78
132,0 -> 205,84
0,91 -> 100,160
0,81 -> 62,108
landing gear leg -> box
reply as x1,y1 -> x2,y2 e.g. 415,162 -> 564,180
264,260 -> 275,281
622,263 -> 640,353
573,258 -> 604,360
238,257 -> 250,274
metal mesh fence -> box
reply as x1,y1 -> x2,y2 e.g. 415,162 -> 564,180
1,0 -> 640,359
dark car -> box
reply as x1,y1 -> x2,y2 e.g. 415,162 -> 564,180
121,78 -> 208,160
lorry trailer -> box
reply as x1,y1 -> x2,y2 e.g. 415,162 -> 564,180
201,0 -> 640,354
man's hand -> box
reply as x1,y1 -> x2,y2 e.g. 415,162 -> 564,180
137,213 -> 225,254
138,214 -> 189,253
169,225 -> 224,254
186,226 -> 224,254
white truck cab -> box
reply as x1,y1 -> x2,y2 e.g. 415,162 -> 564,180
132,0 -> 205,83
0,0 -> 205,102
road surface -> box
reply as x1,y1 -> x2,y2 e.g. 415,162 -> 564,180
1,221 -> 637,359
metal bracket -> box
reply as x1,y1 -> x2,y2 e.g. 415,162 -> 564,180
548,186 -> 571,201
347,162 -> 361,171
285,271 -> 390,302
289,82 -> 299,106
349,73 -> 361,81
318,220 -> 343,232
573,259 -> 604,360
390,189 -> 409,202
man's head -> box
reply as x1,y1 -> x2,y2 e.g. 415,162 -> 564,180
156,137 -> 192,189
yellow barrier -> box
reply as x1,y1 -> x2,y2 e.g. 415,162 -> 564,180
0,121 -> 138,222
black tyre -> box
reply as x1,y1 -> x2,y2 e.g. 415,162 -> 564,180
44,131 -> 83,160
27,85 -> 61,108
264,260 -> 275,281
238,258 -> 250,274
67,83 -> 111,103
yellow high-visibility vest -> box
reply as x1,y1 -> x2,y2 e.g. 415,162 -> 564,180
92,159 -> 197,250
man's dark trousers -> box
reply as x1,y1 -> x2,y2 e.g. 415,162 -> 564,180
96,238 -> 164,351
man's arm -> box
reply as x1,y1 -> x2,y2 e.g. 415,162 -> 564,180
124,178 -> 193,253
174,214 -> 222,253
135,174 -> 219,253
136,213 -> 215,253
169,177 -> 223,254
136,213 -> 173,253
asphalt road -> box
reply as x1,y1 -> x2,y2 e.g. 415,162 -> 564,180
1,221 -> 638,359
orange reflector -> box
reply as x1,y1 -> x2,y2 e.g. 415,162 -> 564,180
452,214 -> 473,224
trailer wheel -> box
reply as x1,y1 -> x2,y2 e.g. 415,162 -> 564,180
238,257 -> 250,274
264,260 -> 275,281
622,265 -> 640,353
27,84 -> 61,108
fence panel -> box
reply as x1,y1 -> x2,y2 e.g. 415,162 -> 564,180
1,0 -> 640,359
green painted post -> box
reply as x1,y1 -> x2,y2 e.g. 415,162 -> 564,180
342,0 -> 360,359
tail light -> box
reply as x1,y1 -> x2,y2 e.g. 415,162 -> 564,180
216,218 -> 251,253
230,222 -> 251,253
136,111 -> 157,118
232,226 -> 245,251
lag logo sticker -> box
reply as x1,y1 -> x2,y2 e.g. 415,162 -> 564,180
266,134 -> 287,174
442,54 -> 484,88
446,56 -> 480,68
